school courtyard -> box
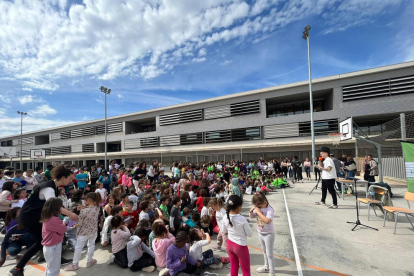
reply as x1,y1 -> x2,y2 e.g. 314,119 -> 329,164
1,178 -> 413,276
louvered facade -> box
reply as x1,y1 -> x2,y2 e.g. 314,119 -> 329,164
1,61 -> 414,169
342,74 -> 414,102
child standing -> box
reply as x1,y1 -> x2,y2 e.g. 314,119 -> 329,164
210,198 -> 227,251
58,187 -> 68,209
169,196 -> 182,235
41,198 -> 67,276
223,195 -> 253,276
250,193 -> 275,276
64,192 -> 101,271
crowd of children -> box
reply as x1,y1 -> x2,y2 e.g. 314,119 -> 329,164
0,159 -> 286,276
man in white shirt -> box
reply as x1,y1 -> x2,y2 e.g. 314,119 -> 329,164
316,146 -> 338,209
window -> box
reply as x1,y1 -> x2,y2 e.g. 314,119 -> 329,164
266,99 -> 325,118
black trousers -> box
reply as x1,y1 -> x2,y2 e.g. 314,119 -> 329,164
314,168 -> 321,181
129,252 -> 155,271
321,178 -> 337,206
16,221 -> 42,269
114,247 -> 128,268
294,167 -> 302,181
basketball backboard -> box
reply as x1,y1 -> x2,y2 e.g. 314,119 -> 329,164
340,117 -> 353,141
0,147 -> 17,158
30,149 -> 46,159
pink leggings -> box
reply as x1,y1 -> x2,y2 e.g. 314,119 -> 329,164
227,239 -> 251,276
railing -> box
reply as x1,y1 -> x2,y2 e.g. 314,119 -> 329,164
355,157 -> 406,180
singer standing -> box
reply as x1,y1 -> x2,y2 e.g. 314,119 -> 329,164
315,146 -> 338,209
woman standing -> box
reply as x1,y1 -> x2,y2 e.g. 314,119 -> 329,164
304,158 -> 311,181
281,159 -> 288,179
314,157 -> 321,181
8,165 -> 78,276
147,161 -> 157,184
133,162 -> 146,191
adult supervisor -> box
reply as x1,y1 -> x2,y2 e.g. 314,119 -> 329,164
315,146 -> 338,209
7,165 -> 79,276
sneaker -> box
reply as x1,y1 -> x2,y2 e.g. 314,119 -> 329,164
257,266 -> 269,273
209,263 -> 223,269
8,267 -> 24,276
61,257 -> 72,266
86,259 -> 97,268
328,205 -> 338,209
63,263 -> 79,271
315,201 -> 325,205
204,272 -> 218,276
221,257 -> 230,264
159,268 -> 170,276
107,254 -> 115,265
212,245 -> 222,251
142,266 -> 155,272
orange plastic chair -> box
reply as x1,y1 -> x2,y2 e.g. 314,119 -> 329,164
383,192 -> 414,234
357,187 -> 387,221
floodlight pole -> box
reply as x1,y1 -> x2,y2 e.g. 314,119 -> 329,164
303,25 -> 316,173
17,111 -> 27,170
100,86 -> 111,170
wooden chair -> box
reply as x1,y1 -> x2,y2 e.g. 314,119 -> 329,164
357,187 -> 387,221
383,191 -> 414,234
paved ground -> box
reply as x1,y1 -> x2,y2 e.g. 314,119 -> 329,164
1,179 -> 414,276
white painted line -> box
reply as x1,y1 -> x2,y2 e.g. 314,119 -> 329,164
283,188 -> 304,276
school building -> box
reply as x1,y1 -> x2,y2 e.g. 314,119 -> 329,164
1,61 -> 414,170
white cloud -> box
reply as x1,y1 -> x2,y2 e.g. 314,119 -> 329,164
22,80 -> 59,91
220,60 -> 232,66
0,0 -> 405,89
28,104 -> 57,117
22,87 -> 33,91
117,94 -> 124,103
0,95 -> 11,104
198,48 -> 207,57
18,95 -> 44,105
192,57 -> 207,63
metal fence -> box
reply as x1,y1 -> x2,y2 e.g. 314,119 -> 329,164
355,157 -> 406,180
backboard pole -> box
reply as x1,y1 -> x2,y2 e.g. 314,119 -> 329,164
401,113 -> 406,141
354,134 -> 383,183
355,130 -> 358,158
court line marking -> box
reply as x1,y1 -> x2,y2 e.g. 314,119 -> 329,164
247,245 -> 351,276
283,188 -> 303,276
0,251 -> 65,276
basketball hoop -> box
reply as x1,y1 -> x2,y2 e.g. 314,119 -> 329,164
328,133 -> 343,146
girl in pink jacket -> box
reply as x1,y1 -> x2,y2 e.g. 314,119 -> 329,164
152,223 -> 175,270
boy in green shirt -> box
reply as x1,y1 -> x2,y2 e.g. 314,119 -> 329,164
159,195 -> 170,224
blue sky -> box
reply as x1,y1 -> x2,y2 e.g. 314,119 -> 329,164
0,0 -> 413,137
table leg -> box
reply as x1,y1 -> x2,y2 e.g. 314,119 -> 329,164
342,183 -> 344,200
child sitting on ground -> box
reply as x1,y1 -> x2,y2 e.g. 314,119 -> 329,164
107,215 -> 131,268
122,201 -> 139,233
198,214 -> 213,236
127,229 -> 156,272
101,205 -> 123,247
152,223 -> 175,274
189,227 -> 227,270
166,231 -> 203,276
181,207 -> 191,223
185,212 -> 199,228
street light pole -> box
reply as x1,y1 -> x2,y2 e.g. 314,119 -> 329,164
17,111 -> 27,170
303,25 -> 316,172
99,86 -> 111,170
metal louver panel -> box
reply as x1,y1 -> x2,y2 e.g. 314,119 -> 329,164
71,127 -> 95,138
205,130 -> 231,143
51,133 -> 61,141
50,146 -> 71,155
17,150 -> 30,157
160,135 -> 180,146
60,131 -> 71,139
204,105 -> 231,120
140,137 -> 159,148
82,143 -> 94,153
230,100 -> 260,116
22,137 -> 33,145
125,138 -> 140,149
180,132 -> 203,145
342,75 -> 414,101
264,123 -> 299,139
95,122 -> 123,135
159,109 -> 203,126
71,144 -> 82,153
43,148 -> 51,155
299,119 -> 338,136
